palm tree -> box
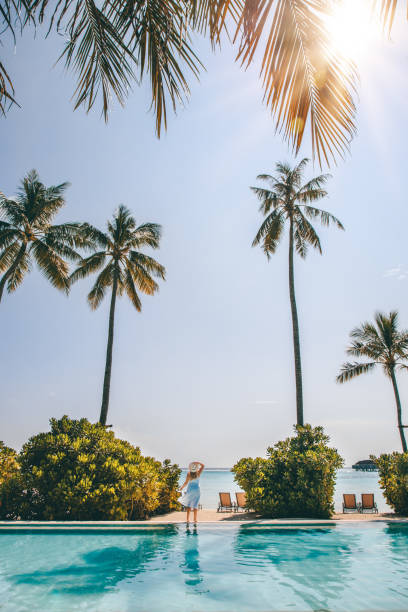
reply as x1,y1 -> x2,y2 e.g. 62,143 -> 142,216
337,311 -> 408,453
252,158 -> 344,426
0,170 -> 83,303
1,1 -> 403,165
71,205 -> 165,426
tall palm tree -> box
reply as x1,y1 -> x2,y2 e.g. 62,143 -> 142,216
71,205 -> 166,426
1,1 -> 403,165
0,170 -> 83,303
337,311 -> 408,453
252,158 -> 344,426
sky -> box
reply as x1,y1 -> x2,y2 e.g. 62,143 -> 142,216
1,6 -> 408,467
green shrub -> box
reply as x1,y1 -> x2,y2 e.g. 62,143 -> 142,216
0,442 -> 19,486
0,416 -> 181,520
372,452 -> 408,515
0,442 -> 22,519
232,424 -> 344,518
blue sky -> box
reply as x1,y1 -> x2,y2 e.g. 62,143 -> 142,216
1,11 -> 408,466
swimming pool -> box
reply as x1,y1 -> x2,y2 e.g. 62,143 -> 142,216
1,523 -> 407,611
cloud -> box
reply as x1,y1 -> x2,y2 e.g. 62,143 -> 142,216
383,264 -> 408,280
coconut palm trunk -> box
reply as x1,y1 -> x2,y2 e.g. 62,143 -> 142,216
288,216 -> 304,426
389,367 -> 407,452
99,271 -> 118,426
0,244 -> 26,303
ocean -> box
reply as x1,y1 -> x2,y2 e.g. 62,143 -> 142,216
179,467 -> 389,512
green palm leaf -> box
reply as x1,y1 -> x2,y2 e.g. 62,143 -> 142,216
123,266 -> 142,311
70,251 -> 107,283
31,239 -> 70,291
88,262 -> 114,309
337,361 -> 376,383
0,170 -> 83,302
0,242 -> 20,272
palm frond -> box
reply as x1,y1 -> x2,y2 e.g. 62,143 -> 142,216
337,361 -> 376,383
294,230 -> 308,258
126,258 -> 159,295
0,60 -> 19,116
88,262 -> 114,309
188,0 -> 243,42
0,242 -> 20,272
0,228 -> 22,249
303,206 -> 344,229
123,266 -> 142,311
43,238 -> 82,262
294,211 -> 322,247
6,251 -> 31,293
346,338 -> 383,360
70,251 -> 107,283
57,0 -> 136,120
236,0 -> 357,166
30,239 -> 70,292
31,184 -> 70,226
0,195 -> 25,226
377,0 -> 401,34
394,331 -> 408,357
45,223 -> 87,248
252,209 -> 284,251
129,0 -> 204,136
77,223 -> 110,250
129,251 -> 166,279
128,222 -> 163,249
0,0 -> 33,114
250,186 -> 280,215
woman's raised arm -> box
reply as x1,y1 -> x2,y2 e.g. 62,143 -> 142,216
196,462 -> 205,476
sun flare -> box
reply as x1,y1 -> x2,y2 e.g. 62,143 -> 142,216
324,0 -> 381,64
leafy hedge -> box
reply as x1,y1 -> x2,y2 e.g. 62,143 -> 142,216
232,424 -> 343,518
0,416 -> 181,520
0,442 -> 19,486
373,452 -> 408,515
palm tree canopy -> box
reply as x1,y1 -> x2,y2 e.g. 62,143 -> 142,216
1,1 -> 405,165
337,311 -> 408,382
252,158 -> 344,259
71,205 -> 165,311
0,170 -> 83,296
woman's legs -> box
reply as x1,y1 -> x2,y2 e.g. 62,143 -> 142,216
186,507 -> 191,523
193,508 -> 198,523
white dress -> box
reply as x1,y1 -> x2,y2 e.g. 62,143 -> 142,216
182,477 -> 201,509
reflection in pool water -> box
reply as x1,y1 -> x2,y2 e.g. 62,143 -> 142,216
1,524 -> 408,611
180,524 -> 204,590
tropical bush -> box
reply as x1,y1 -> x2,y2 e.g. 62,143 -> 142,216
373,452 -> 408,515
0,442 -> 21,518
232,424 -> 344,518
0,442 -> 19,485
0,416 -> 180,520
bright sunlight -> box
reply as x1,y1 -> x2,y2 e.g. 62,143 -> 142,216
324,0 -> 381,64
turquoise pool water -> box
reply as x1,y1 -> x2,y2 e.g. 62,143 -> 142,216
1,523 -> 407,611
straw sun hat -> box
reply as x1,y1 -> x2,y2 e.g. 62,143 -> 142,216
189,462 -> 200,473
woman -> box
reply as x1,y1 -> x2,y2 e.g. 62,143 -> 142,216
180,461 -> 205,523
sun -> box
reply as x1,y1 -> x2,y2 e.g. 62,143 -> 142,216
323,0 -> 381,65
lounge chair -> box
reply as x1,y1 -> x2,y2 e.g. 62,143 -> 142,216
235,492 -> 247,512
217,492 -> 235,512
342,493 -> 360,513
361,493 -> 378,513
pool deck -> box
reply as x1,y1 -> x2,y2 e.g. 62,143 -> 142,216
148,510 -> 408,523
0,511 -> 407,530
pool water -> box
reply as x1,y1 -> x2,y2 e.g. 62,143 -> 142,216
1,523 -> 407,611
